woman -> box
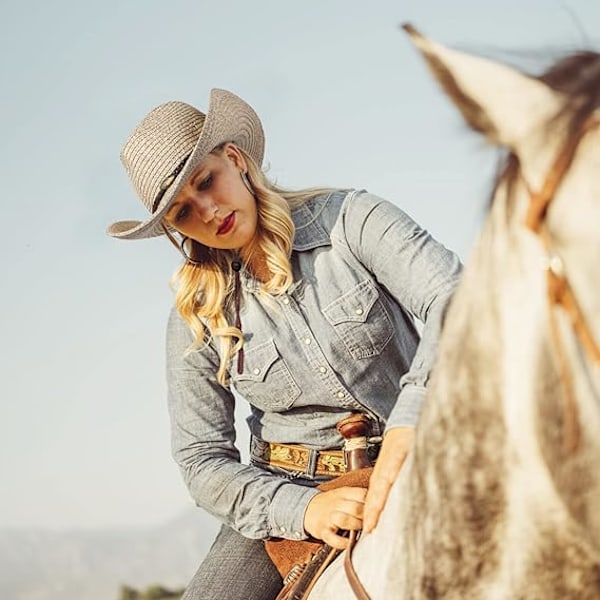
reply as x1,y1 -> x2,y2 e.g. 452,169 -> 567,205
107,89 -> 462,599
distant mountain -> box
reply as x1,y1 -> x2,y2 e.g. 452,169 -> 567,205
0,509 -> 220,600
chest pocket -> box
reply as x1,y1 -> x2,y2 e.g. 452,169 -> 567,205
233,338 -> 301,412
323,280 -> 393,360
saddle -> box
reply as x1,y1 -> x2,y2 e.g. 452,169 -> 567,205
265,414 -> 374,600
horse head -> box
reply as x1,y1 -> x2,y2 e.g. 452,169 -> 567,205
310,27 -> 600,599
406,24 -> 600,594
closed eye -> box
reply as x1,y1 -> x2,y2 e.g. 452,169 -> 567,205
173,203 -> 191,223
197,174 -> 212,191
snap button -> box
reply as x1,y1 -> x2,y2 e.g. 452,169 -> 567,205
304,338 -> 311,345
282,297 -> 290,305
336,391 -> 344,399
319,366 -> 326,374
355,307 -> 364,315
253,368 -> 260,375
279,526 -> 286,534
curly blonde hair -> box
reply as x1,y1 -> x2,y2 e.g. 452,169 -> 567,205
169,145 -> 335,386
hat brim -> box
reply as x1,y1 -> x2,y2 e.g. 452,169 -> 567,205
107,89 -> 265,240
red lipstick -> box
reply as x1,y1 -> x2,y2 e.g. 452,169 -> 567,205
217,212 -> 235,235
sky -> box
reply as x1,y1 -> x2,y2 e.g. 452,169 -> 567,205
1,0 -> 598,532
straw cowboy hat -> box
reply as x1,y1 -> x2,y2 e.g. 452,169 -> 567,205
107,88 -> 265,240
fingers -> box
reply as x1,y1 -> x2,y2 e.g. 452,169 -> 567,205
318,501 -> 363,549
331,506 -> 364,531
304,486 -> 367,548
320,526 -> 351,550
363,463 -> 397,533
363,426 -> 415,534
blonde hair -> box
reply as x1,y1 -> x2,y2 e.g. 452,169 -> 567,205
170,145 -> 335,386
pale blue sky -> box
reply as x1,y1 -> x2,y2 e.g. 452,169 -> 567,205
1,0 -> 597,531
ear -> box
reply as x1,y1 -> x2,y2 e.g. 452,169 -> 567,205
403,24 -> 563,150
223,142 -> 248,172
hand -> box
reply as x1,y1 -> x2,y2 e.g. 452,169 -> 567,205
304,486 -> 367,550
363,426 -> 415,534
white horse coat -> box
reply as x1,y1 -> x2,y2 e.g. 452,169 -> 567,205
310,25 -> 600,600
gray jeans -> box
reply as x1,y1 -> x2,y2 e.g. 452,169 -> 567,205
182,524 -> 283,600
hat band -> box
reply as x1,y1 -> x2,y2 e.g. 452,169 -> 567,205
151,152 -> 192,213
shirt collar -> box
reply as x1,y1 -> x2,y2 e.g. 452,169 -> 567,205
291,195 -> 332,251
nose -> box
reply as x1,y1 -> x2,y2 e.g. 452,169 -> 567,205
192,196 -> 218,224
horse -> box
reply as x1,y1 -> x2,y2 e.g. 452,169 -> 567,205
309,24 -> 600,599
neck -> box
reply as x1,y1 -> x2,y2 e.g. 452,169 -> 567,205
240,248 -> 270,283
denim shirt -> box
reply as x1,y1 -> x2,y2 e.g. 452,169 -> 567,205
166,189 -> 462,541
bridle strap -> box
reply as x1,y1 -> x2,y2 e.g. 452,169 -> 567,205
523,117 -> 600,365
544,240 -> 600,454
543,240 -> 600,364
522,118 -> 600,453
525,119 -> 596,233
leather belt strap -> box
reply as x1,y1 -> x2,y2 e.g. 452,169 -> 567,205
251,438 -> 346,477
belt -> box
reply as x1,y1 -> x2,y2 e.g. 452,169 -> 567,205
251,438 -> 347,477
251,437 -> 381,478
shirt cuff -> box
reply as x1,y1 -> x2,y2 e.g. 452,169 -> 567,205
268,483 -> 320,540
385,385 -> 427,431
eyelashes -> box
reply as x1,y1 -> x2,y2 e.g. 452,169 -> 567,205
197,174 -> 212,191
170,172 -> 215,224
173,204 -> 190,223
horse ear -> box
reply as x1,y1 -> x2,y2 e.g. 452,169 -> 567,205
403,24 -> 561,149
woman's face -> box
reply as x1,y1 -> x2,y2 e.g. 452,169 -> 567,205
164,144 -> 258,251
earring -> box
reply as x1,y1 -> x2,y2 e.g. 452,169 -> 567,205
162,223 -> 212,266
240,171 -> 254,195
180,236 -> 211,266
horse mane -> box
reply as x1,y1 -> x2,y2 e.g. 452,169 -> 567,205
491,50 -> 600,216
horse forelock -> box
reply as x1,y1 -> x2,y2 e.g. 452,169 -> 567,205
540,50 -> 600,131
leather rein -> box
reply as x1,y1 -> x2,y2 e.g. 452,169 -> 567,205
523,118 -> 600,453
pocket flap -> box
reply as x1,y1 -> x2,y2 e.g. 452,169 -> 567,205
323,280 -> 379,326
236,338 -> 279,382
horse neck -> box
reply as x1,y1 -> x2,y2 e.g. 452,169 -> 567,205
310,191 -> 600,600
405,199 -> 599,594
484,190 -> 600,550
